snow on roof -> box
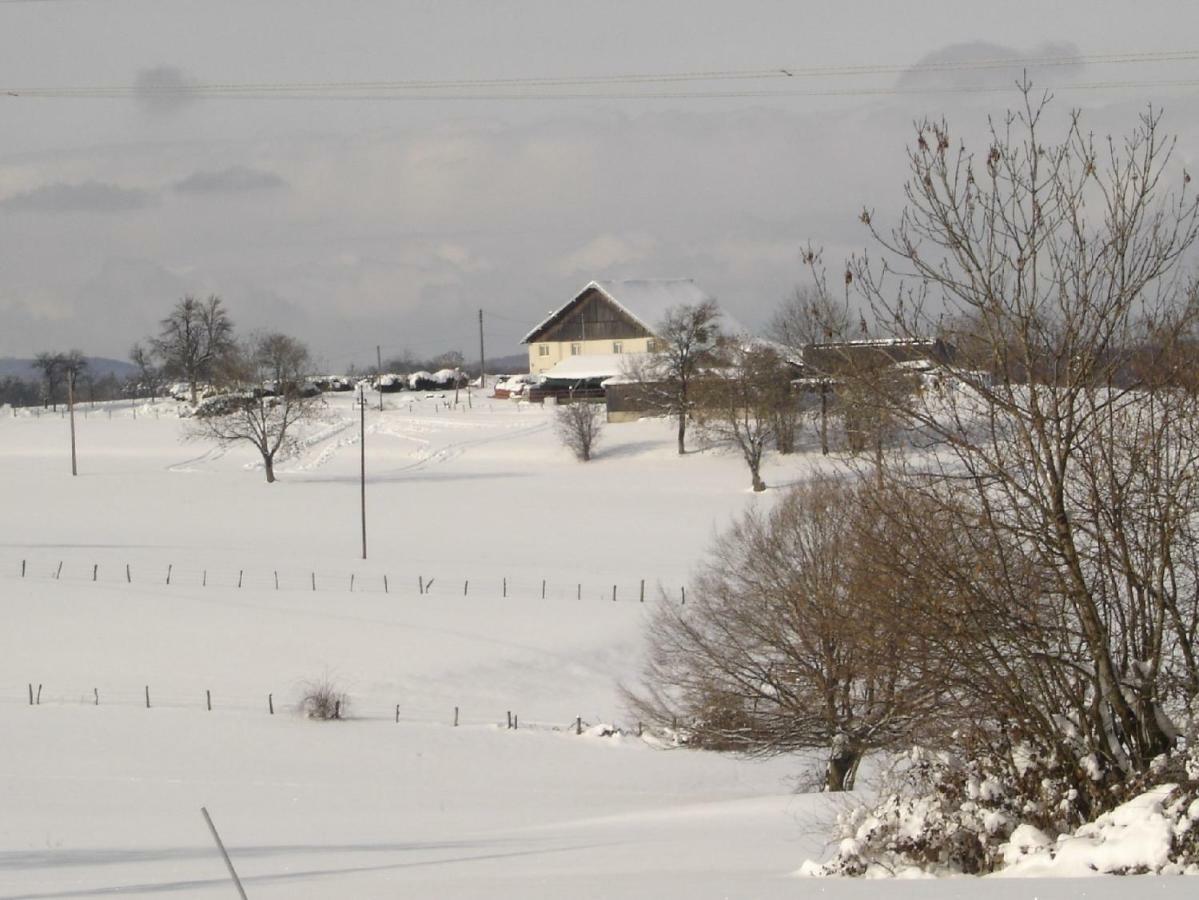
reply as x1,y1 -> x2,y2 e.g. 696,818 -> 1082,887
522,279 -> 747,343
540,353 -> 649,381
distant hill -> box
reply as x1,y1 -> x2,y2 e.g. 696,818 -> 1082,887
0,357 -> 138,381
484,353 -> 528,375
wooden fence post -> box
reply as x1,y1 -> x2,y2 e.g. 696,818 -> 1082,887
454,706 -> 459,727
92,564 -> 98,582
27,683 -> 33,706
395,704 -> 400,723
206,689 -> 212,711
21,559 -> 26,577
502,577 -> 507,598
126,564 -> 131,583
384,574 -> 389,594
419,575 -> 424,595
612,585 -> 617,602
166,564 -> 172,585
36,684 -> 41,705
94,688 -> 99,706
576,716 -> 582,735
268,693 -> 274,715
237,570 -> 243,589
541,579 -> 546,599
145,686 -> 151,709
640,579 -> 645,602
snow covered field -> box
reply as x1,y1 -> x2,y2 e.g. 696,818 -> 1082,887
0,393 -> 1193,898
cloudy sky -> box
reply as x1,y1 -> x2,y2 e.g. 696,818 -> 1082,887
1,0 -> 1198,369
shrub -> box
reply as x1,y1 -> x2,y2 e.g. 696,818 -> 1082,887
299,677 -> 350,720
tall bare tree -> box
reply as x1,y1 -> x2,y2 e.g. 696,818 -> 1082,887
841,85 -> 1199,803
624,301 -> 723,455
187,333 -> 323,483
151,295 -> 235,403
31,351 -> 64,410
696,342 -> 790,492
128,342 -> 163,399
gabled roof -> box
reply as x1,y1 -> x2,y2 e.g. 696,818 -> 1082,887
523,279 -> 742,344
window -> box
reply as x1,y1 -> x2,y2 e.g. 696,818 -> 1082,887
538,344 -> 550,357
612,341 -> 623,354
646,338 -> 658,352
570,343 -> 582,356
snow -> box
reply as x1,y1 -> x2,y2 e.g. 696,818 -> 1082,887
999,785 -> 1193,877
1,395 -> 1195,897
541,353 -> 648,381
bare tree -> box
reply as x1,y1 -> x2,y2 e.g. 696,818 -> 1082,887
31,352 -> 64,410
626,476 -> 940,790
696,342 -> 790,492
625,301 -> 723,455
554,399 -> 604,461
187,333 -> 323,483
60,351 -> 87,476
842,85 -> 1199,807
151,295 -> 235,403
129,342 -> 163,399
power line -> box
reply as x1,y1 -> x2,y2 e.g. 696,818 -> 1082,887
2,49 -> 1197,100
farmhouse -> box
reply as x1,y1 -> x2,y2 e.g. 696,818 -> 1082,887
522,279 -> 717,377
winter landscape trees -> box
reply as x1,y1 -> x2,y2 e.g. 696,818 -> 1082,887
630,89 -> 1199,873
150,295 -> 235,403
186,331 -> 323,483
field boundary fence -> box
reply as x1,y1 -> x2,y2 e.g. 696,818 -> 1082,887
5,679 -> 655,741
6,556 -> 689,606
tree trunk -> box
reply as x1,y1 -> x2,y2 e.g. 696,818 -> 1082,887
826,746 -> 863,792
820,383 -> 829,455
677,415 -> 687,455
264,454 -> 276,483
751,468 -> 766,492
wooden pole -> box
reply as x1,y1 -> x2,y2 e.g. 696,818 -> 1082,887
27,683 -> 33,705
478,309 -> 486,391
640,579 -> 645,602
206,689 -> 211,711
126,564 -> 131,583
384,574 -> 389,594
541,579 -> 546,599
92,564 -> 98,582
68,369 -> 78,477
200,807 -> 249,900
36,684 -> 41,705
454,706 -> 459,727
576,716 -> 582,736
395,704 -> 400,723
268,693 -> 274,715
145,685 -> 151,709
94,688 -> 99,706
360,389 -> 367,560
166,564 -> 172,585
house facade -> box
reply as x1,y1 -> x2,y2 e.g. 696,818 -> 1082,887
522,279 -> 716,375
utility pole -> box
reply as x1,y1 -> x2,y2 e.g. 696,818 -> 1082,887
67,368 -> 78,477
376,344 -> 383,411
359,387 -> 367,560
478,309 -> 486,393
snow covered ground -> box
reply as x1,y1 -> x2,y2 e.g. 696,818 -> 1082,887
0,393 -> 1194,897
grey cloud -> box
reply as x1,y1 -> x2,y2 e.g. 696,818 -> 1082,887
133,65 -> 198,116
897,41 -> 1084,90
172,165 -> 287,194
0,180 -> 157,213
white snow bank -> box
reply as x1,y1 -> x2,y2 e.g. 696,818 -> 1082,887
999,784 -> 1199,877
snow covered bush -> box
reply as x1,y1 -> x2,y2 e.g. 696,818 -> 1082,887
299,677 -> 350,720
802,740 -> 1199,877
